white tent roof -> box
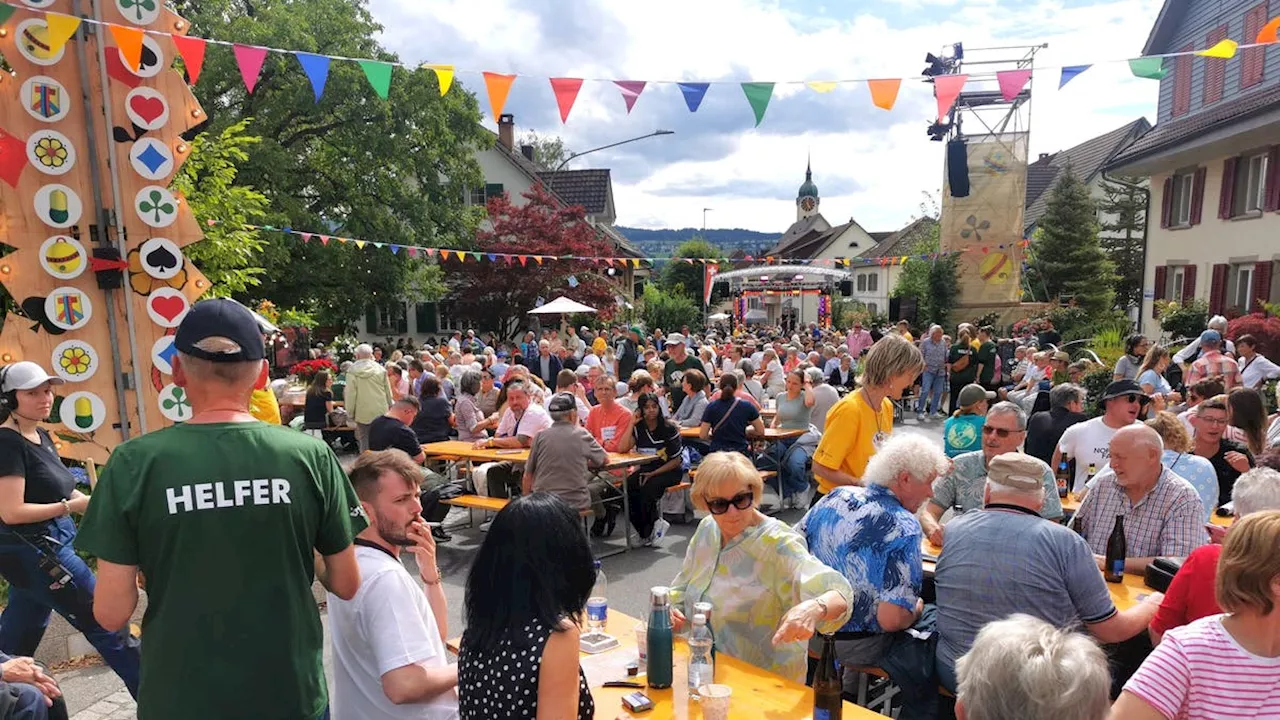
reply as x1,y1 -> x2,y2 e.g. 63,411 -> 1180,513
708,312 -> 730,320
527,296 -> 597,315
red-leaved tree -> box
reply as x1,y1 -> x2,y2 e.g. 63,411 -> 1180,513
1227,312 -> 1280,363
446,184 -> 619,339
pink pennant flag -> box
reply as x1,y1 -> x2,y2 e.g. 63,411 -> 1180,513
996,69 -> 1032,102
300,233 -> 312,243
407,247 -> 418,258
234,44 -> 269,94
504,255 -> 514,265
933,74 -> 968,121
549,78 -> 584,123
614,81 -> 647,114
424,248 -> 437,257
319,235 -> 330,246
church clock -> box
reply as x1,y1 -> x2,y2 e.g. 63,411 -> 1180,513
800,196 -> 816,212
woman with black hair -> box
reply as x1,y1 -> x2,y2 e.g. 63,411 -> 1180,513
458,493 -> 596,719
629,392 -> 684,546
1113,334 -> 1149,382
412,375 -> 454,444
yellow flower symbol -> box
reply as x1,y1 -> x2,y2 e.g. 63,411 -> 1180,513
59,346 -> 91,375
34,137 -> 69,168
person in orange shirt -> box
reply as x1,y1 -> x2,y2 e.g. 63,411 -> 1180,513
811,335 -> 924,506
585,374 -> 634,453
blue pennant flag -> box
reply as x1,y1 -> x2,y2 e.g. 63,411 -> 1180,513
296,53 -> 332,101
568,275 -> 579,288
487,253 -> 498,262
678,82 -> 710,112
390,245 -> 401,255
1059,65 -> 1089,89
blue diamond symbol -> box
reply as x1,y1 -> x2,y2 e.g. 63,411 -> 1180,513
136,142 -> 169,175
157,339 -> 178,367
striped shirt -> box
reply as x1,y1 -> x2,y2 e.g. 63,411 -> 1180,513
1075,467 -> 1207,559
1185,350 -> 1241,389
1123,614 -> 1280,719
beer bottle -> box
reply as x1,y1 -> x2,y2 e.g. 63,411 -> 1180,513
1104,515 -> 1126,583
813,633 -> 842,719
1055,453 -> 1071,498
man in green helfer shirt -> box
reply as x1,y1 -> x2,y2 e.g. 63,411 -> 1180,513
663,333 -> 704,413
975,325 -> 999,391
76,299 -> 366,720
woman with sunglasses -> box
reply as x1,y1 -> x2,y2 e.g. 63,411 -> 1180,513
667,452 -> 852,684
627,393 -> 684,546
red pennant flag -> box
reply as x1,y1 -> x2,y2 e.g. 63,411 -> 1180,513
614,81 -> 646,114
319,235 -> 330,246
407,247 -> 418,258
549,78 -> 584,123
504,255 -> 514,265
300,233 -> 312,243
172,34 -> 207,86
518,256 -> 528,266
234,44 -> 269,94
0,128 -> 28,189
933,74 -> 968,121
995,69 -> 1031,102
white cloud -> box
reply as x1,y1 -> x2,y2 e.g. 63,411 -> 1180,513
369,0 -> 1163,234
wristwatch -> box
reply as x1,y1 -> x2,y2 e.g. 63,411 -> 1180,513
60,499 -> 71,516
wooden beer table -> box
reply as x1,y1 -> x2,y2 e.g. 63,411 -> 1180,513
679,427 -> 806,441
448,610 -> 875,719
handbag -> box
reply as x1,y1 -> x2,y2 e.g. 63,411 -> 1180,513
326,407 -> 349,428
1144,557 -> 1184,593
951,352 -> 970,373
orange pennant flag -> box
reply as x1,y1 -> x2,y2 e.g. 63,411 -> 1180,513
933,75 -> 968,121
866,79 -> 902,111
108,24 -> 144,72
534,256 -> 544,266
440,249 -> 452,261
1257,17 -> 1280,44
482,72 -> 517,123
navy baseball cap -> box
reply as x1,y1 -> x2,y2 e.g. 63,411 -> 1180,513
174,298 -> 266,363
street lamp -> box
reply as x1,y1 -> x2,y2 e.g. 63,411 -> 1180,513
702,208 -> 713,230
553,130 -> 675,171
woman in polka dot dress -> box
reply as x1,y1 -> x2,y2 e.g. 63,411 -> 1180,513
458,493 -> 597,719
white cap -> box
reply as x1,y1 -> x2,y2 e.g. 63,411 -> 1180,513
666,333 -> 687,346
1,361 -> 64,393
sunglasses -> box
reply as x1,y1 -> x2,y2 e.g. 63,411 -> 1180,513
705,490 -> 754,515
982,425 -> 1020,438
1117,394 -> 1143,404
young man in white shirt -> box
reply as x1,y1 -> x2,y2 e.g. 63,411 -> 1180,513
328,450 -> 459,720
1052,380 -> 1148,495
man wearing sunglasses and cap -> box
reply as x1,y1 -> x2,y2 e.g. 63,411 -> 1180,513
1053,380 -> 1148,496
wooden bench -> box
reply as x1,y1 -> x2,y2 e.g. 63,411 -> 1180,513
443,494 -> 595,529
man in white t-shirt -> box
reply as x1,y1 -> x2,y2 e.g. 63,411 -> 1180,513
1053,380 -> 1148,494
329,450 -> 459,720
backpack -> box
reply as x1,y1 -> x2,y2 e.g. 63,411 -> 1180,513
951,351 -> 970,373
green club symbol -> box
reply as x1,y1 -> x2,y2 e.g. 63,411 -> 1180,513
139,189 -> 174,225
959,215 -> 990,241
119,0 -> 156,22
162,386 -> 191,419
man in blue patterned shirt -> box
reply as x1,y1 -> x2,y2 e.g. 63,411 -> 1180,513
796,434 -> 949,718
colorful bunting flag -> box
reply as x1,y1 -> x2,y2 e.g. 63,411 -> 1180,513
741,82 -> 774,127
866,79 -> 901,111
390,245 -> 400,254
45,13 -> 82,56
108,24 -> 144,72
996,69 -> 1031,101
424,64 -> 454,95
440,250 -> 452,261
518,256 -> 528,267
482,72 -> 516,123
678,82 -> 710,112
1128,57 -> 1167,80
300,233 -> 312,243
933,74 -> 968,121
296,53 -> 331,102
1257,17 -> 1280,44
615,81 -> 647,114
0,5 -> 14,25
1196,39 -> 1238,58
359,60 -> 393,99
806,81 -> 838,93
319,235 -> 330,246
354,239 -> 365,249
234,44 -> 270,94
550,78 -> 584,123
1059,65 -> 1089,88
172,34 -> 207,86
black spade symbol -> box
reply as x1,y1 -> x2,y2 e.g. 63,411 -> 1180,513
139,43 -> 159,72
145,244 -> 178,272
19,297 -> 65,336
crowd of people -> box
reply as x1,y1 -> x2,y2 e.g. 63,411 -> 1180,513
0,300 -> 1277,719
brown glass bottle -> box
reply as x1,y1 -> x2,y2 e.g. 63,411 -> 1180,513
813,633 -> 842,719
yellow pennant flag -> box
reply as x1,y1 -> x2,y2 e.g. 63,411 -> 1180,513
44,13 -> 82,56
354,240 -> 366,249
108,24 -> 144,72
1196,38 -> 1238,58
423,64 -> 454,96
630,258 -> 641,268
806,81 -> 839,93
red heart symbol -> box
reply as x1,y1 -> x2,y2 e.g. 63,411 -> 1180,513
151,295 -> 186,322
129,95 -> 166,125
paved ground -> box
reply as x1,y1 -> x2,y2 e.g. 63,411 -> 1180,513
58,419 -> 945,719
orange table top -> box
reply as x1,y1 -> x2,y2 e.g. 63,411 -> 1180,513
679,426 -> 806,441
421,440 -> 652,470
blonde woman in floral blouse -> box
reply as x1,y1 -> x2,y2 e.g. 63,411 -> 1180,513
669,452 -> 852,683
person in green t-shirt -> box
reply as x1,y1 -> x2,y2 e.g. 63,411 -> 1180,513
662,334 -> 705,413
974,326 -> 999,390
76,299 -> 366,720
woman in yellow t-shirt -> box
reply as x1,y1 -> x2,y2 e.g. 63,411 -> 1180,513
810,335 -> 924,506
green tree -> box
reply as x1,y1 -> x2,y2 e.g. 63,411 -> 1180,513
171,0 -> 488,326
1026,169 -> 1115,314
517,130 -> 571,170
641,284 -> 700,333
890,219 -> 956,327
1097,176 -> 1148,312
173,120 -> 269,297
662,237 -> 727,305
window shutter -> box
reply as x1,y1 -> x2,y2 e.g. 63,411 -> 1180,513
1219,158 -> 1238,219
1183,264 -> 1197,301
484,183 -> 505,199
1265,146 -> 1280,212
1252,261 -> 1274,311
1190,167 -> 1206,225
395,304 -> 408,334
1173,44 -> 1193,117
1153,265 -> 1167,318
415,303 -> 438,334
1242,4 -> 1268,89
1160,177 -> 1174,228
1209,263 -> 1230,315
365,306 -> 379,334
1203,26 -> 1228,105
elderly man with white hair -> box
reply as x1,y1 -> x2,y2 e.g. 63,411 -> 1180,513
934,453 -> 1164,693
955,614 -> 1111,720
345,342 -> 394,452
1171,314 -> 1235,368
796,433 -> 950,720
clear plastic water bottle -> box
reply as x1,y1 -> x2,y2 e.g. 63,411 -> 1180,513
687,613 -> 714,695
586,561 -> 607,635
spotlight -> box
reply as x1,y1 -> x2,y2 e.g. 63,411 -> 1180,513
952,43 -> 964,61
922,53 -> 948,77
927,120 -> 953,142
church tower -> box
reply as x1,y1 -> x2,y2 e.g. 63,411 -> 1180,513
796,159 -> 819,222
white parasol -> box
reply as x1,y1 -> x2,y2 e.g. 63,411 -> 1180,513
527,296 -> 598,315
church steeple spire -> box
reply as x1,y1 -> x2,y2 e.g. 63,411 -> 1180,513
796,157 -> 819,221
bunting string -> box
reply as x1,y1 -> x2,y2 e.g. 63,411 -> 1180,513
0,2 -> 1277,126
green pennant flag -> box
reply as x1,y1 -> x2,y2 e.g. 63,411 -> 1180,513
359,60 -> 393,99
741,82 -> 775,127
1128,57 -> 1167,80
0,5 -> 16,25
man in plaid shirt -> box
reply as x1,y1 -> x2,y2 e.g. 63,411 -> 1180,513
1184,330 -> 1240,390
1075,424 -> 1207,573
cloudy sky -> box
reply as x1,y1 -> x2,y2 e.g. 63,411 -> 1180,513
369,0 -> 1164,235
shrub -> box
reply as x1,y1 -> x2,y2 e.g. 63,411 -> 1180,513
1157,299 -> 1209,342
1048,306 -> 1093,340
1226,312 -> 1280,363
641,284 -> 699,334
1081,366 -> 1113,416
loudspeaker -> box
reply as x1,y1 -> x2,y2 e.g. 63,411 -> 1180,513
839,280 -> 852,296
93,247 -> 124,290
889,297 -> 901,320
947,139 -> 970,198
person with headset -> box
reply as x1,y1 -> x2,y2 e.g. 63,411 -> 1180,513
0,362 -> 140,703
